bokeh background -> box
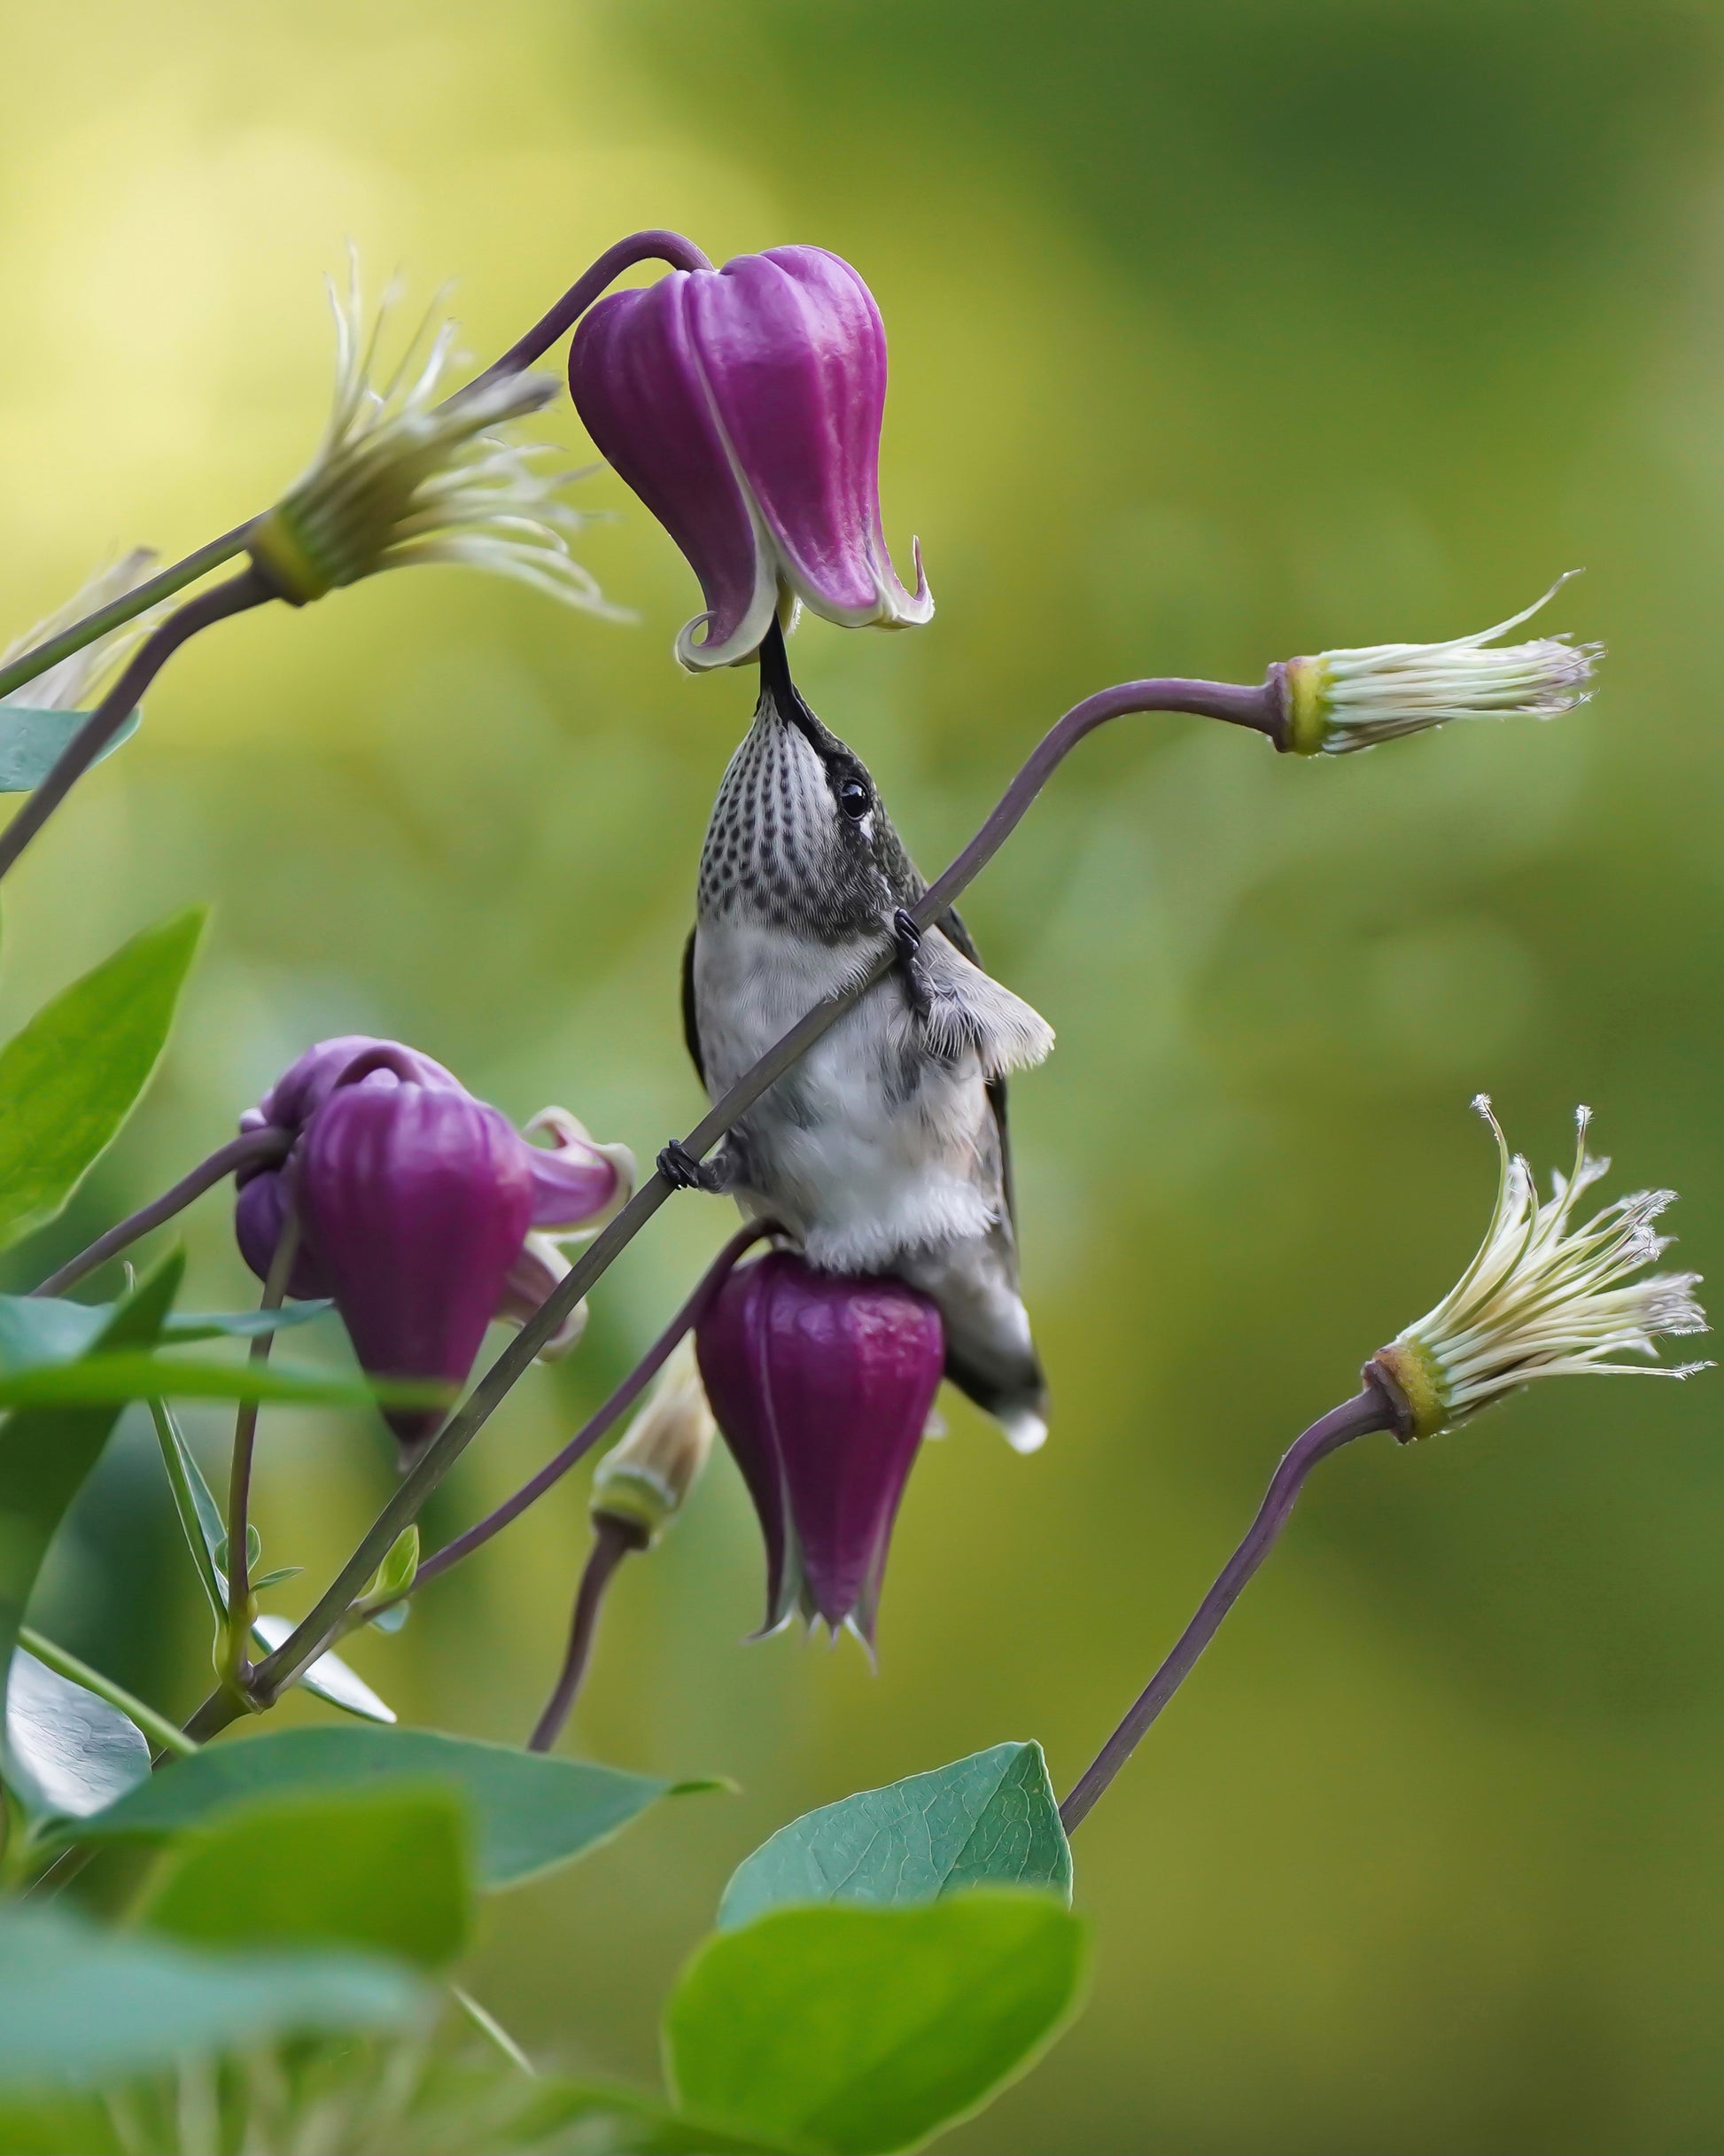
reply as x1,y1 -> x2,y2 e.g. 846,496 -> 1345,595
3,1 -> 1722,2147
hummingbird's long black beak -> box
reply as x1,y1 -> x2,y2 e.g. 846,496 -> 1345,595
757,615 -> 804,724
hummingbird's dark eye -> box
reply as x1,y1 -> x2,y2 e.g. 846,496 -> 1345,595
837,777 -> 870,821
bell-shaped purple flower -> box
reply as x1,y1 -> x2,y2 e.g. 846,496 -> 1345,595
569,245 -> 932,671
695,1251 -> 944,1645
236,1038 -> 634,1462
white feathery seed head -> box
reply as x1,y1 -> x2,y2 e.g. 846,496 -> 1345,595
1371,1098 -> 1709,1441
0,549 -> 165,710
249,251 -> 621,614
1283,575 -> 1600,755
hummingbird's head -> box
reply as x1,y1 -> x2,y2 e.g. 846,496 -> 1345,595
697,621 -> 917,941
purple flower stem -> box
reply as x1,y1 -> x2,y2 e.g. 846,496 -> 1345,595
0,567 -> 273,884
213,673 -> 1289,1728
221,1208 -> 300,1696
31,1128 -> 292,1298
410,1219 -> 773,1591
0,231 -> 710,707
1058,1382 -> 1401,1836
468,229 -> 713,386
525,1514 -> 646,1754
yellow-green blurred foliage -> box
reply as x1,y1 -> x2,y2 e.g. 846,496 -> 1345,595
4,2 -> 1723,2148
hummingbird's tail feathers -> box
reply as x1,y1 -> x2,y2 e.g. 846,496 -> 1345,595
896,1228 -> 1051,1454
914,927 -> 1054,1079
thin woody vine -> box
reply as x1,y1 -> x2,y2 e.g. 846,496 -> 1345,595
0,230 -> 1705,1859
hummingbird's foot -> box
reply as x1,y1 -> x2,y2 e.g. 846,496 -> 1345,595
657,1138 -> 732,1195
891,908 -> 932,1022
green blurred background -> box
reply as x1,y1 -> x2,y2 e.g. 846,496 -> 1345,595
3,0 -> 1721,2147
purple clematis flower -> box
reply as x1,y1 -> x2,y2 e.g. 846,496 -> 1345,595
569,244 -> 932,671
695,1251 -> 944,1645
236,1038 -> 633,1463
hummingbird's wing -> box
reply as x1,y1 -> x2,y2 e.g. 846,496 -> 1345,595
936,907 -> 1018,1231
680,925 -> 706,1089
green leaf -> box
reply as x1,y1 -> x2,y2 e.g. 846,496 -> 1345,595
0,1351 -> 441,1410
718,1743 -> 1071,1930
0,1907 -> 424,2087
64,1725 -> 695,1888
137,1786 -> 472,1969
0,1294 -> 330,1376
665,1895 -> 1089,2155
0,907 -> 205,1254
4,1648 -> 149,1822
0,1250 -> 180,1743
0,705 -> 139,795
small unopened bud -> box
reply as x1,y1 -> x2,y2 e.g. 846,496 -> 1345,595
248,253 -> 615,613
1368,1098 -> 1709,1441
1280,577 -> 1600,756
591,1340 -> 716,1545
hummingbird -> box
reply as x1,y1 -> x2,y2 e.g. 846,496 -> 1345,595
663,621 -> 1054,1453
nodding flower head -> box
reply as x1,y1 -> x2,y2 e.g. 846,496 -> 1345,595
248,254 -> 617,614
590,1339 -> 716,1546
695,1251 -> 945,1646
1280,578 -> 1600,756
236,1038 -> 633,1465
0,549 -> 165,711
1369,1098 -> 1709,1443
569,245 -> 932,671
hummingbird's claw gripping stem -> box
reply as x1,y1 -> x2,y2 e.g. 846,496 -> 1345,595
658,1138 -> 731,1194
891,907 -> 932,1023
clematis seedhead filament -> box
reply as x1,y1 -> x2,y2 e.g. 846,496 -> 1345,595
1369,1098 -> 1709,1442
695,1251 -> 945,1645
236,1037 -> 634,1463
569,244 -> 932,670
1280,578 -> 1600,755
590,1340 -> 716,1545
248,255 -> 614,612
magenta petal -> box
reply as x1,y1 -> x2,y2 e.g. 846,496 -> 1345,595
299,1083 -> 534,1462
571,275 -> 768,665
696,1253 -> 944,1642
521,1137 -> 624,1230
233,1170 -> 335,1302
689,248 -> 924,628
243,1035 -> 461,1147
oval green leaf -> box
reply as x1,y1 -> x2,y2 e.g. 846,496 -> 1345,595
0,907 -> 205,1254
667,1893 -> 1089,2155
0,705 -> 138,794
718,1742 -> 1070,1930
63,1724 -> 692,1887
3,1648 -> 149,1821
0,1907 -> 423,2088
137,1785 -> 472,1969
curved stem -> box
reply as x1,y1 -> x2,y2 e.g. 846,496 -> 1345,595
409,1221 -> 770,1592
227,673 -> 1285,1717
470,229 -> 712,385
15,1625 -> 197,1759
32,1128 -> 291,1298
0,568 -> 272,883
0,523 -> 255,705
526,1515 -> 643,1752
221,1210 -> 299,1694
0,232 -> 710,705
1058,1382 -> 1400,1836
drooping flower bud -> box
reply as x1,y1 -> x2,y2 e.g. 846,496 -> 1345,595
569,245 -> 932,671
1280,579 -> 1600,755
590,1340 -> 716,1545
1369,1098 -> 1709,1442
235,1038 -> 634,1463
695,1252 -> 944,1644
248,254 -> 614,613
